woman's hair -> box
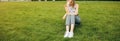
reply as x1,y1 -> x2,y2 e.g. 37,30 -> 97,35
67,0 -> 69,1
69,0 -> 75,7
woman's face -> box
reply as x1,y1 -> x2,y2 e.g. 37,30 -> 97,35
67,0 -> 70,5
67,0 -> 72,4
67,0 -> 71,4
67,0 -> 71,2
67,0 -> 74,6
69,0 -> 72,2
67,0 -> 69,1
69,0 -> 73,5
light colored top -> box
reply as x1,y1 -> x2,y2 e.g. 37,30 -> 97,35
67,5 -> 76,15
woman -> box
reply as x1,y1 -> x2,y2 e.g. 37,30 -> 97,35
63,0 -> 79,38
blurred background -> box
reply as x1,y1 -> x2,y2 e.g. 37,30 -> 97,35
0,0 -> 119,2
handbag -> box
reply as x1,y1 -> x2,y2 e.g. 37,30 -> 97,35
75,15 -> 81,25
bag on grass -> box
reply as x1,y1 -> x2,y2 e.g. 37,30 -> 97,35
75,15 -> 81,25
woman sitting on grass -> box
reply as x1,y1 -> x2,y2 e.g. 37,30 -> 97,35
62,0 -> 80,38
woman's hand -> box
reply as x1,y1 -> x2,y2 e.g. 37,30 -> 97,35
63,16 -> 66,20
74,13 -> 78,15
62,14 -> 67,20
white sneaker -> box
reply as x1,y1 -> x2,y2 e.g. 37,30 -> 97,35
64,31 -> 69,38
68,32 -> 74,38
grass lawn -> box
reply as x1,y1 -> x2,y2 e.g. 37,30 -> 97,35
0,1 -> 120,41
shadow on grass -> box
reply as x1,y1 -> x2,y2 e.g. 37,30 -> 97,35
74,22 -> 82,30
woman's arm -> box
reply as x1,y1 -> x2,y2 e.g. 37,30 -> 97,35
63,5 -> 69,20
63,14 -> 67,20
65,5 -> 69,14
75,4 -> 79,15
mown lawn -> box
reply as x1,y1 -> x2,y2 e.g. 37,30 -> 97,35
0,1 -> 120,41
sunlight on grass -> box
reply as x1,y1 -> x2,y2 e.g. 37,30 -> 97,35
0,1 -> 120,41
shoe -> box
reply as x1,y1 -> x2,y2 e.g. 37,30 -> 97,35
68,32 -> 74,38
64,31 -> 69,38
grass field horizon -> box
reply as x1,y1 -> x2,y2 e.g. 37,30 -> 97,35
0,1 -> 120,41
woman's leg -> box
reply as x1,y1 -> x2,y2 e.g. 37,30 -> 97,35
70,24 -> 74,32
66,26 -> 69,32
64,15 -> 70,38
69,15 -> 75,38
64,25 -> 69,38
65,15 -> 70,32
70,15 -> 75,32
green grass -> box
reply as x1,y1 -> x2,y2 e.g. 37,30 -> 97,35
0,1 -> 120,41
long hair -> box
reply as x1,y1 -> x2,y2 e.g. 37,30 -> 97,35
69,0 -> 75,8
